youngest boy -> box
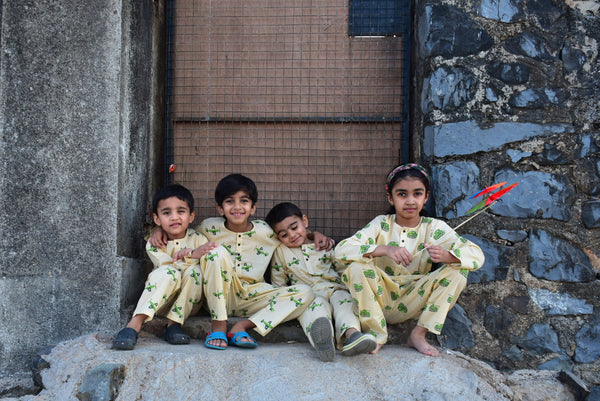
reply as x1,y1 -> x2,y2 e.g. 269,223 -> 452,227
112,184 -> 217,350
265,202 -> 377,356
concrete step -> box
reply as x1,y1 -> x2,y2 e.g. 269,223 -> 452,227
142,315 -> 422,346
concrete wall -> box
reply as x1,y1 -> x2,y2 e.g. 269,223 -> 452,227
0,0 -> 161,388
413,0 -> 600,390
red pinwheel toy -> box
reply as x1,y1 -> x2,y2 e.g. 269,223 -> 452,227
455,182 -> 519,230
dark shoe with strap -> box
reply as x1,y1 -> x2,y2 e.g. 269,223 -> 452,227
162,323 -> 190,345
112,327 -> 138,350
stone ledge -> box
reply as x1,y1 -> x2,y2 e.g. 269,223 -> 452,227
142,315 -> 420,345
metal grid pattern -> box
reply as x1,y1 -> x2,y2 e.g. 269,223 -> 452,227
165,0 -> 410,240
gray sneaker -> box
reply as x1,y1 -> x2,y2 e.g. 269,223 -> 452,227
341,332 -> 377,356
310,317 -> 335,362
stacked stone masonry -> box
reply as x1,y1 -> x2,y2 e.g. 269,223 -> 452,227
415,0 -> 600,394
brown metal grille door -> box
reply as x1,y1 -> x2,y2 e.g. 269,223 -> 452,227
167,0 -> 408,240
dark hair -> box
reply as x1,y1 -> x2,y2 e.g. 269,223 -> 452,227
385,165 -> 431,215
265,202 -> 303,228
152,184 -> 194,214
214,174 -> 258,206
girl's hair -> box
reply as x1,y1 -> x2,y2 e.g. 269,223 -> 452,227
385,163 -> 431,215
214,174 -> 258,206
265,202 -> 303,228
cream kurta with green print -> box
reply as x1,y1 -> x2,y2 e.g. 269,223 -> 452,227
270,244 -> 359,348
335,215 -> 484,344
199,217 -> 278,284
134,228 -> 209,324
199,217 -> 316,337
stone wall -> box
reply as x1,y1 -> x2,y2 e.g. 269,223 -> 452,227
0,0 -> 160,390
414,0 -> 600,391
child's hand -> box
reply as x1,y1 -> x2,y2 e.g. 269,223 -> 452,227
149,227 -> 168,248
313,231 -> 335,251
173,242 -> 218,261
385,246 -> 412,267
192,242 -> 218,258
424,244 -> 459,264
173,248 -> 191,261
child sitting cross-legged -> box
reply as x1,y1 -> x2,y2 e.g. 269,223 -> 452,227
266,202 -> 377,357
335,164 -> 485,356
112,184 -> 218,350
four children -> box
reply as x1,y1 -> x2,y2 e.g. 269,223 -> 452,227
114,165 -> 484,360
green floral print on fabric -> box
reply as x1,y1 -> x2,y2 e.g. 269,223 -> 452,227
363,269 -> 376,279
381,221 -> 390,232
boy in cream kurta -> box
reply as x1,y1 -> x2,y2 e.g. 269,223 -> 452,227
113,184 -> 217,350
266,202 -> 377,356
200,215 -> 316,343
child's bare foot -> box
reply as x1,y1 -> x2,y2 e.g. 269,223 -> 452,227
228,319 -> 258,347
369,343 -> 384,354
206,320 -> 228,349
407,326 -> 439,356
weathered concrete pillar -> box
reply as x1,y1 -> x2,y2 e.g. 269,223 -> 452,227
0,0 -> 161,390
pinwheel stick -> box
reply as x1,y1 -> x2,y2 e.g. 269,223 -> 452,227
453,200 -> 499,231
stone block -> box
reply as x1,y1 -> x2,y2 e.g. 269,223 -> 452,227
417,4 -> 493,58
423,121 -> 573,157
484,305 -> 516,337
487,61 -> 530,84
465,235 -> 511,284
496,229 -> 528,243
431,161 -> 480,218
492,169 -> 574,221
582,200 -> 600,228
478,0 -> 526,22
529,288 -> 593,315
574,320 -> 600,363
77,363 -> 125,401
437,304 -> 475,350
421,66 -> 476,113
504,32 -> 554,60
510,323 -> 561,355
528,230 -> 595,282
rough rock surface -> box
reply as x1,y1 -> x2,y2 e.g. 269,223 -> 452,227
3,331 -> 578,401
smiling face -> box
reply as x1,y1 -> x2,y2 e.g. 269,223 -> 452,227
153,196 -> 195,240
272,215 -> 309,248
216,190 -> 257,232
387,177 -> 429,227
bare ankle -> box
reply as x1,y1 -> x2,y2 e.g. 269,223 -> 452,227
211,320 -> 227,333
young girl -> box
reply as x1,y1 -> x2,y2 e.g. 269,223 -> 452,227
334,163 -> 484,356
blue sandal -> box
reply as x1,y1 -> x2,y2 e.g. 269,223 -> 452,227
227,331 -> 258,348
205,332 -> 228,350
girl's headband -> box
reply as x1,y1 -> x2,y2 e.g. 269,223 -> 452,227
385,163 -> 430,191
